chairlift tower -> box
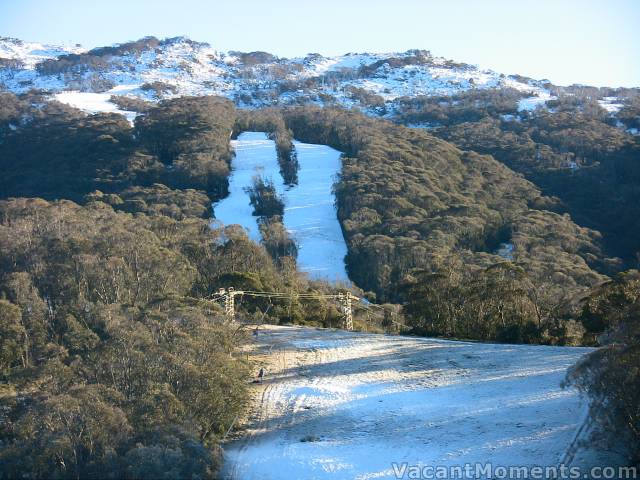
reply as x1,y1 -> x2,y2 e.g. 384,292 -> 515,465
223,287 -> 244,321
339,292 -> 354,331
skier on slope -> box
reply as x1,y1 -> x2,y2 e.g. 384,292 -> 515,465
257,366 -> 265,383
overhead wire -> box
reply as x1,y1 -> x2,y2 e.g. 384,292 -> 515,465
207,288 -> 407,329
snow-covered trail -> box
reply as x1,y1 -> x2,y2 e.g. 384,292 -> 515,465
221,326 -> 604,479
213,132 -> 349,282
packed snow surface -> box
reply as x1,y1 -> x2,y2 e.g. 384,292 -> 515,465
222,326 -> 615,479
285,141 -> 349,282
214,133 -> 281,242
213,132 -> 349,282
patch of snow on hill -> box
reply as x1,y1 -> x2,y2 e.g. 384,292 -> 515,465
299,52 -> 387,77
496,242 -> 515,260
518,90 -> 555,112
0,38 -> 84,68
598,96 -> 624,113
54,85 -> 139,122
343,64 -> 500,101
91,41 -> 235,98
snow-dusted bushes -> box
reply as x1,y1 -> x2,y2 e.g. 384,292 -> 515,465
140,80 -> 179,97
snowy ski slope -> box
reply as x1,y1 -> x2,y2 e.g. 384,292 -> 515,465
213,132 -> 349,283
222,326 -> 619,480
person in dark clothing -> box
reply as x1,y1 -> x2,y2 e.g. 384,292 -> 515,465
257,367 -> 265,383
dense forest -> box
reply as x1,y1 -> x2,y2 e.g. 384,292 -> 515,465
0,85 -> 639,470
395,87 -> 640,263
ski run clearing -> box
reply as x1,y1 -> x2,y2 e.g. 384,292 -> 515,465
222,325 -> 618,480
214,132 -> 349,283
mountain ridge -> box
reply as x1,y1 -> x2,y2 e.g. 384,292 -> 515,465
0,35 -> 556,113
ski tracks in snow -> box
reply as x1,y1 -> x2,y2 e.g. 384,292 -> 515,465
221,325 -> 609,480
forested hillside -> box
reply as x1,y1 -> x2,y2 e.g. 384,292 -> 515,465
0,94 -> 345,478
395,87 -> 640,263
0,198 -> 249,478
1,81 -> 638,469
